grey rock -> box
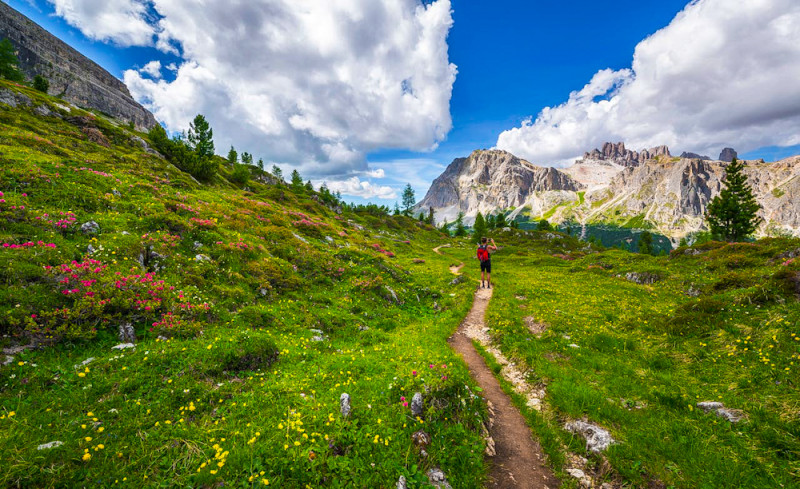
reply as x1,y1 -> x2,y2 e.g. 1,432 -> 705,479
0,88 -> 31,108
130,136 -> 159,155
310,329 -> 327,342
118,322 -> 136,343
87,244 -> 97,254
565,420 -> 615,453
719,147 -> 738,162
74,357 -> 94,368
625,272 -> 660,285
111,188 -> 121,197
396,475 -> 407,489
411,429 -> 430,448
568,343 -> 581,349
2,355 -> 13,366
697,401 -> 745,422
0,2 -> 157,130
80,221 -> 100,234
686,286 -> 701,297
426,468 -> 452,489
410,392 -> 424,417
34,104 -> 53,117
582,141 -> 671,167
680,151 -> 711,160
384,285 -> 400,304
292,233 -> 308,244
450,275 -> 465,285
339,393 -> 351,418
193,241 -> 204,250
37,441 -> 64,450
195,254 -> 211,262
111,343 -> 135,350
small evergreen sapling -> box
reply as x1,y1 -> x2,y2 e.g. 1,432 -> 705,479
705,158 -> 761,242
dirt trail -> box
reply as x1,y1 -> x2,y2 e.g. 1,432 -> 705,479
433,244 -> 451,255
449,263 -> 465,275
449,287 -> 559,489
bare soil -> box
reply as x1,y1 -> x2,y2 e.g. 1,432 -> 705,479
449,286 -> 559,489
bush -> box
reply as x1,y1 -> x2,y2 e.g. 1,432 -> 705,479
231,163 -> 250,185
33,75 -> 49,94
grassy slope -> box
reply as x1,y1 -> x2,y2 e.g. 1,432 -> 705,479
445,233 -> 799,488
0,81 -> 488,488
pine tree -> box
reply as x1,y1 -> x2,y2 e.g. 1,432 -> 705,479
401,184 -> 415,216
454,212 -> 467,237
290,170 -> 303,191
271,165 -> 283,183
226,146 -> 238,166
472,212 -> 488,243
393,203 -> 401,216
427,206 -> 435,225
486,214 -> 496,230
241,152 -> 253,166
257,158 -> 265,171
0,38 -> 24,82
187,114 -> 215,159
537,219 -> 553,231
638,231 -> 653,255
305,180 -> 314,192
705,158 -> 761,241
495,212 -> 507,229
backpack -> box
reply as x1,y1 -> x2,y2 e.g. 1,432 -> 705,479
477,245 -> 490,262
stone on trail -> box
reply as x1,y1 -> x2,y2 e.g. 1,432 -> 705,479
566,468 -> 593,488
565,420 -> 615,453
111,343 -> 135,350
426,468 -> 453,489
37,441 -> 64,450
410,392 -> 424,417
339,393 -> 351,418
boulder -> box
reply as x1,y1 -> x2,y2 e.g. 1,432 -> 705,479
118,323 -> 136,343
565,420 -> 615,452
80,221 -> 100,234
697,401 -> 746,422
339,393 -> 351,418
37,441 -> 64,450
426,468 -> 453,489
410,392 -> 424,417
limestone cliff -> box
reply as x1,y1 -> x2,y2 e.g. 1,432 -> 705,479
0,2 -> 156,130
415,149 -> 583,224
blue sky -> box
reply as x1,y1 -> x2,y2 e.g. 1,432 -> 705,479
7,0 -> 800,205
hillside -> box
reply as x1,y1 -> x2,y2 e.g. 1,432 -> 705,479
0,80 -> 489,488
1,79 -> 799,489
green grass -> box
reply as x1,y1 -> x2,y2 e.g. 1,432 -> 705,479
0,80 -> 488,488
460,234 -> 800,488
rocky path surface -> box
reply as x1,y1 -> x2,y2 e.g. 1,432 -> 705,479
449,286 -> 558,488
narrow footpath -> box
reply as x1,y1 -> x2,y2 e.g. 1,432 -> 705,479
447,271 -> 558,488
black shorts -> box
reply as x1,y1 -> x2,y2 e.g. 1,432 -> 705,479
480,260 -> 491,273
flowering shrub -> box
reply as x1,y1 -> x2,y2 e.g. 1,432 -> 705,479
16,259 -> 212,340
2,241 -> 57,249
190,217 -> 217,229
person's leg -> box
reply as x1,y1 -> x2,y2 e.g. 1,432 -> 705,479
480,269 -> 485,287
487,272 -> 491,288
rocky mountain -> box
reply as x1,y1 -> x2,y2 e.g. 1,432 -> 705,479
581,142 -> 671,167
0,2 -> 156,130
680,151 -> 710,160
420,142 -> 800,241
415,149 -> 582,224
719,147 -> 738,162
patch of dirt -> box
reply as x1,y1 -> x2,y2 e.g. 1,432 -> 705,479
449,263 -> 465,275
524,317 -> 548,337
432,244 -> 452,255
449,287 -> 558,488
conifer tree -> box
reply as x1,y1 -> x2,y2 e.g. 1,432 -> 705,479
33,75 -> 49,93
227,146 -> 238,166
427,206 -> 435,225
472,212 -> 488,243
272,165 -> 283,181
454,212 -> 467,237
0,38 -> 24,82
705,158 -> 761,241
401,184 -> 415,216
638,231 -> 653,255
187,114 -> 214,159
393,203 -> 401,216
257,158 -> 265,171
290,169 -> 304,191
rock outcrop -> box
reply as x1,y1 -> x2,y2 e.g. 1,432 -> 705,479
719,147 -> 738,162
0,2 -> 157,130
415,149 -> 583,224
680,151 -> 711,160
581,142 -> 671,167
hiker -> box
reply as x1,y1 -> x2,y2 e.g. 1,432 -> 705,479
477,237 -> 497,288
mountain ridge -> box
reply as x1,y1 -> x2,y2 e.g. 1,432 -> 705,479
419,143 -> 800,241
0,1 -> 157,130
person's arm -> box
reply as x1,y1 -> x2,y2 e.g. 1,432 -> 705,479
489,238 -> 498,252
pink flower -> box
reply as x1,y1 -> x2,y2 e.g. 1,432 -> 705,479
412,370 -> 417,376
21,193 -> 27,197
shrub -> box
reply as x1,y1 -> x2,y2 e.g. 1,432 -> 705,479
33,75 -> 49,93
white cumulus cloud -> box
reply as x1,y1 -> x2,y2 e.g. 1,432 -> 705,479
47,0 -> 155,46
139,60 -> 162,79
323,177 -> 398,200
497,0 -> 800,166
47,0 -> 457,178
